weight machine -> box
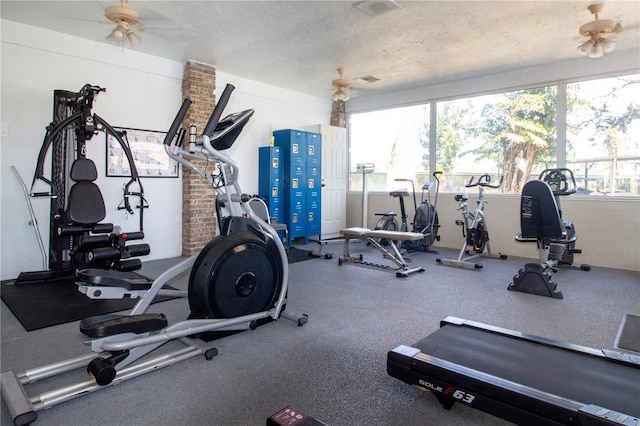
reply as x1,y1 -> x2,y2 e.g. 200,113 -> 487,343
13,84 -> 148,284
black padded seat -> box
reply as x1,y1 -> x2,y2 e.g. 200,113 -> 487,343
68,158 -> 106,225
390,189 -> 410,197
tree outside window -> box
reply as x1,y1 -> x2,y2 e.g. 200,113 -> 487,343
349,73 -> 639,196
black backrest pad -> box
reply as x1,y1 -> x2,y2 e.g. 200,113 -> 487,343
68,159 -> 106,224
520,180 -> 563,239
70,158 -> 98,182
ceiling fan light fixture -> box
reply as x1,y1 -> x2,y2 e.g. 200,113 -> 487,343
577,39 -> 593,55
599,37 -> 616,53
577,3 -> 618,59
107,19 -> 132,43
106,26 -> 128,44
588,42 -> 604,58
353,0 -> 401,17
105,1 -> 143,48
331,90 -> 350,102
127,31 -> 142,47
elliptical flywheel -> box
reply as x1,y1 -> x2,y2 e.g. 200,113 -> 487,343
188,231 -> 283,319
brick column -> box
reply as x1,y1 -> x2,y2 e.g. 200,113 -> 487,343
181,60 -> 216,257
330,100 -> 346,128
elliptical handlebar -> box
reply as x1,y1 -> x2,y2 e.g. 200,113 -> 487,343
466,174 -> 504,189
203,84 -> 235,137
163,99 -> 192,145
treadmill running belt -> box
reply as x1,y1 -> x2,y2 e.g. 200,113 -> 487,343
388,317 -> 640,425
413,325 -> 640,418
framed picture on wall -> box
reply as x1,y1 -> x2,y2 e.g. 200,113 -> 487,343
106,127 -> 179,178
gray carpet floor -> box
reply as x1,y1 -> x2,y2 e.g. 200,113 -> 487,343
1,243 -> 639,426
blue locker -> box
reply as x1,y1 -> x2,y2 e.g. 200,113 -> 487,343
307,205 -> 321,236
306,165 -> 321,237
258,146 -> 283,224
272,129 -> 322,244
306,132 -> 322,167
274,129 -> 306,167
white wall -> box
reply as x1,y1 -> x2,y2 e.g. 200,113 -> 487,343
212,71 -> 332,196
348,192 -> 640,271
0,20 -> 331,280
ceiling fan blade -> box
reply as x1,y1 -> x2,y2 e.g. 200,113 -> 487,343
136,29 -> 171,49
139,18 -> 183,31
51,12 -> 110,25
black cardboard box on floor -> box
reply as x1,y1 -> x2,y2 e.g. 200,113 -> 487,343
267,405 -> 328,426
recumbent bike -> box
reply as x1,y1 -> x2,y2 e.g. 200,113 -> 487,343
509,168 -> 590,299
1,84 -> 306,426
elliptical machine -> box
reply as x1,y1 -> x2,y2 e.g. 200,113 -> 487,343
436,174 -> 507,269
509,168 -> 590,299
1,85 -> 307,425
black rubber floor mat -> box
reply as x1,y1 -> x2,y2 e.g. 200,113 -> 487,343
1,277 -> 177,332
287,247 -> 318,264
614,313 -> 640,353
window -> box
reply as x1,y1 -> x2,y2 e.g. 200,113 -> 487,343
349,104 -> 429,191
436,86 -> 557,194
566,74 -> 640,196
348,73 -> 639,197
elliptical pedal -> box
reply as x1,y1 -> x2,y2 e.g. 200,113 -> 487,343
80,313 -> 168,338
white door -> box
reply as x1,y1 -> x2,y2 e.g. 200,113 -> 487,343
306,124 -> 347,239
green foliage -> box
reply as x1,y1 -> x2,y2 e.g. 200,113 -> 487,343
432,101 -> 473,173
473,87 -> 557,193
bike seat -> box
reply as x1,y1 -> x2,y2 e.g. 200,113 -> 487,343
390,189 -> 410,197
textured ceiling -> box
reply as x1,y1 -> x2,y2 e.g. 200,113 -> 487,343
2,1 -> 639,100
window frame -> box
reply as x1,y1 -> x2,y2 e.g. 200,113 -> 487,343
346,70 -> 640,198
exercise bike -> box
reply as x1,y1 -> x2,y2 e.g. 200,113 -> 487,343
374,171 -> 441,252
436,174 -> 507,269
509,168 -> 590,299
0,84 -> 307,425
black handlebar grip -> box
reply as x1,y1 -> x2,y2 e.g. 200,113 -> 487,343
203,84 -> 235,137
163,98 -> 192,145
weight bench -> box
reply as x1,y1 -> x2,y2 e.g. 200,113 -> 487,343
338,227 -> 426,277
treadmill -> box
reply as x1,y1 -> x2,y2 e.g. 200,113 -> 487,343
387,317 -> 640,425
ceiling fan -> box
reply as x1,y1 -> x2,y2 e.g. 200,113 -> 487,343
331,68 -> 352,102
577,3 -> 622,59
104,0 -> 144,47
